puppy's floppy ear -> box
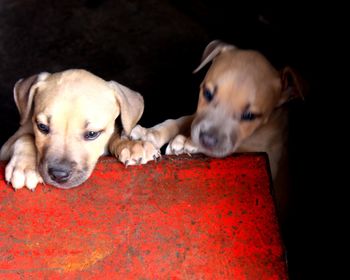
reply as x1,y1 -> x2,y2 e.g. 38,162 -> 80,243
109,81 -> 144,136
277,67 -> 306,106
14,72 -> 50,125
193,40 -> 237,73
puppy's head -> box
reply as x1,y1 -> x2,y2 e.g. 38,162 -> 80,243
191,40 -> 303,157
14,69 -> 143,189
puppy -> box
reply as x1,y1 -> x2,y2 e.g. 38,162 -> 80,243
0,69 -> 160,190
131,40 -> 304,215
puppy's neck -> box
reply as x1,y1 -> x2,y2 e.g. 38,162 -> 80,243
237,107 -> 289,178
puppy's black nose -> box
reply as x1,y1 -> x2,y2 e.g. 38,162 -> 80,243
48,166 -> 71,183
199,131 -> 218,148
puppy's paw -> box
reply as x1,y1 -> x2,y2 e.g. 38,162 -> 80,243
165,135 -> 199,155
5,155 -> 43,191
130,125 -> 147,140
130,125 -> 162,149
118,141 -> 161,166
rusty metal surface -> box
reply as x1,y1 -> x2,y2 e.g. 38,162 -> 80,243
0,153 -> 287,279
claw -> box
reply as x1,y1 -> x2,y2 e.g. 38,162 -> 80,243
153,153 -> 162,162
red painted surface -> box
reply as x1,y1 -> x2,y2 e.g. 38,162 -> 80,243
0,154 -> 287,279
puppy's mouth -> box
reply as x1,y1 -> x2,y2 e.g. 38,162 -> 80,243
38,161 -> 91,189
191,125 -> 237,158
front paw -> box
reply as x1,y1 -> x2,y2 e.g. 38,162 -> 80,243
130,125 -> 161,149
130,125 -> 147,140
5,155 -> 43,191
165,135 -> 199,155
118,141 -> 161,166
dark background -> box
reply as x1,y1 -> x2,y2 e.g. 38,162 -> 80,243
0,1 -> 333,279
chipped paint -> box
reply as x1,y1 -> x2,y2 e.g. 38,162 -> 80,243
0,154 -> 287,279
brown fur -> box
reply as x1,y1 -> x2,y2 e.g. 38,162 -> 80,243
131,40 -> 304,215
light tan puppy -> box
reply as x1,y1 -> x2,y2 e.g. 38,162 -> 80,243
131,40 -> 303,213
0,69 -> 160,190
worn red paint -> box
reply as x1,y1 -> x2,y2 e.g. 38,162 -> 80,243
0,153 -> 287,279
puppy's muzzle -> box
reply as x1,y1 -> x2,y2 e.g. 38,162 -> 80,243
192,116 -> 238,157
40,158 -> 84,189
48,164 -> 72,184
199,130 -> 219,149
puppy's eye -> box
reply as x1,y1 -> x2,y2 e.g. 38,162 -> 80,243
203,88 -> 214,102
84,131 -> 101,141
37,123 -> 50,134
241,112 -> 256,121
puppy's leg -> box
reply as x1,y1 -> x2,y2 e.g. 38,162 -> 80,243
0,125 -> 42,191
109,133 -> 160,166
130,115 -> 195,150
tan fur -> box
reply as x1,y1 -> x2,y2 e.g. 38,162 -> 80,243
0,69 -> 159,190
131,40 -> 303,215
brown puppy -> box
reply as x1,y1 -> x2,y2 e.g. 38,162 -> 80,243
131,40 -> 303,214
0,69 -> 160,190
